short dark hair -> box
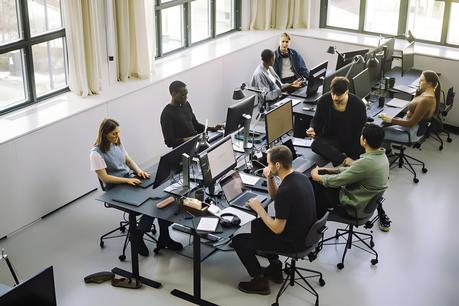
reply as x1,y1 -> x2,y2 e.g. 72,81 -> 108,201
267,145 -> 292,169
331,77 -> 350,96
261,49 -> 274,63
169,80 -> 186,94
362,123 -> 385,149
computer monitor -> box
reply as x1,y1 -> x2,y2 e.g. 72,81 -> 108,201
379,37 -> 395,74
402,41 -> 415,77
0,266 -> 56,306
336,48 -> 370,70
199,135 -> 236,187
153,134 -> 200,188
224,95 -> 256,136
323,61 -> 365,93
352,68 -> 373,99
306,61 -> 328,97
265,100 -> 293,145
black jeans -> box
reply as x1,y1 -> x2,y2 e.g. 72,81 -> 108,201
137,216 -> 173,240
311,137 -> 363,166
311,180 -> 349,219
231,219 -> 297,278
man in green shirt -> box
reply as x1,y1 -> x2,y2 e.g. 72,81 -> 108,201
311,124 -> 389,220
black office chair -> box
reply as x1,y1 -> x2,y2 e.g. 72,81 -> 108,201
321,192 -> 384,270
428,87 -> 455,150
98,179 -> 158,261
387,119 -> 429,183
258,212 -> 329,306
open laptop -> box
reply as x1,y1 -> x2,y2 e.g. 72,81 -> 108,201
220,171 -> 267,211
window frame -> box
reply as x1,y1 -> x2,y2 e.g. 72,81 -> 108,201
320,0 -> 459,48
154,0 -> 241,58
0,0 -> 68,116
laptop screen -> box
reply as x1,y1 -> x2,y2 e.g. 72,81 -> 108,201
220,172 -> 245,202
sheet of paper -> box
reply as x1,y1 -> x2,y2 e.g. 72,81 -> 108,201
293,137 -> 313,148
216,207 -> 257,226
239,172 -> 261,186
386,98 -> 410,109
197,217 -> 219,232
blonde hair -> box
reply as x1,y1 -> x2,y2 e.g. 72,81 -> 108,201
280,32 -> 291,41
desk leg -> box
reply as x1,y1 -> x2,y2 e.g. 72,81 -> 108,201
111,212 -> 162,289
170,231 -> 218,306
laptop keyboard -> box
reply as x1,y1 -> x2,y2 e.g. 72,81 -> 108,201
233,192 -> 258,206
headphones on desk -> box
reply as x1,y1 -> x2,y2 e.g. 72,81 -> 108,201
219,213 -> 241,228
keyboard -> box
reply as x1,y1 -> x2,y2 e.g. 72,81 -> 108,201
367,103 -> 384,118
233,192 -> 259,206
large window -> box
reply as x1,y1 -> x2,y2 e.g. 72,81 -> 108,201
0,0 -> 67,115
320,0 -> 459,47
155,0 -> 239,57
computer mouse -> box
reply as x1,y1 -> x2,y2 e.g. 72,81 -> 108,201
367,117 -> 374,122
261,180 -> 267,187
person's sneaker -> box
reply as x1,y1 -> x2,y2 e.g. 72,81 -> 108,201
379,211 -> 392,232
157,238 -> 183,251
238,276 -> 270,295
134,235 -> 149,256
261,260 -> 283,284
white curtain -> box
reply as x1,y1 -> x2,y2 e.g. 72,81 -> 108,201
249,0 -> 310,30
62,0 -> 104,96
113,0 -> 151,81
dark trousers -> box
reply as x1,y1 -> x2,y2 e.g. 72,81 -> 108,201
311,180 -> 349,219
231,219 -> 297,278
137,215 -> 173,240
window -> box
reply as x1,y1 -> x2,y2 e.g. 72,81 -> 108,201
321,0 -> 459,47
155,0 -> 239,57
0,0 -> 67,115
364,0 -> 401,35
446,2 -> 459,45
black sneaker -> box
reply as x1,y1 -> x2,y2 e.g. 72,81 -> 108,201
379,211 -> 391,232
238,276 -> 270,295
261,260 -> 283,284
133,234 -> 149,256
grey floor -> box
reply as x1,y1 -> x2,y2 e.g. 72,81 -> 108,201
1,134 -> 459,306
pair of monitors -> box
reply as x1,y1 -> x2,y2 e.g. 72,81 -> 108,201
199,100 -> 293,188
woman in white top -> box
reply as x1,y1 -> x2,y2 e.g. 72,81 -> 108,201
90,119 -> 182,256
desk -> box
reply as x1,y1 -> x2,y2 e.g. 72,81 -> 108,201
0,284 -> 10,297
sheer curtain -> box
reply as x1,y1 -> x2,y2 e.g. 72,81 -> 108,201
249,0 -> 310,30
113,0 -> 151,81
62,0 -> 104,96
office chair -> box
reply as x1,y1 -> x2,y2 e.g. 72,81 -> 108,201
387,120 -> 430,183
258,212 -> 329,306
321,193 -> 384,270
428,87 -> 455,150
97,179 -> 158,261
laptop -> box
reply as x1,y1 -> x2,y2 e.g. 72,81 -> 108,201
282,139 -> 317,173
220,171 -> 267,211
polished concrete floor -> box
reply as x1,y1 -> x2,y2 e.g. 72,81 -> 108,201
1,134 -> 458,306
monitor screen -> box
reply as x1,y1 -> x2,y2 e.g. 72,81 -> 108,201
0,266 -> 56,306
224,95 -> 256,136
306,61 -> 328,97
202,136 -> 236,183
402,41 -> 415,76
323,61 -> 365,93
352,68 -> 373,99
265,100 -> 293,145
153,134 -> 200,188
336,48 -> 369,70
379,37 -> 395,74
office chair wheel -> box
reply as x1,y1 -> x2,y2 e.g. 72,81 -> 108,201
308,253 -> 317,261
119,254 -> 126,261
365,221 -> 374,229
370,241 -> 375,248
413,178 -> 419,183
371,259 -> 378,265
153,247 -> 160,255
439,145 -> 443,151
319,278 -> 326,286
271,303 -> 279,306
447,137 -> 452,143
100,240 -> 105,248
337,263 -> 344,270
120,225 -> 126,233
422,167 -> 428,173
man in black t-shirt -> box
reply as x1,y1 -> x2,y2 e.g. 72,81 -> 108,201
306,77 -> 367,166
160,80 -> 223,148
231,145 -> 317,295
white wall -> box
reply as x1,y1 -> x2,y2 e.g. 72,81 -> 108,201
0,35 -> 279,238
